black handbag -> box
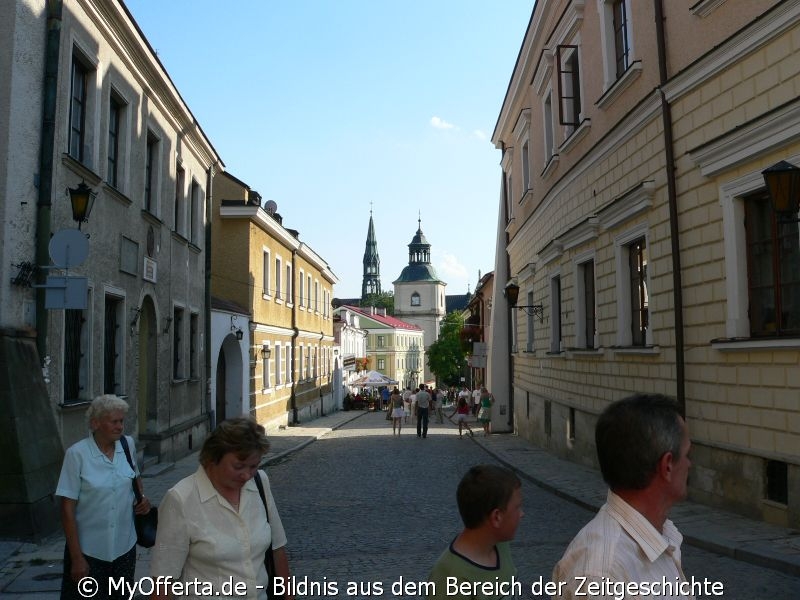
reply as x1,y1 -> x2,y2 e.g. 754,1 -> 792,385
254,471 -> 284,600
119,436 -> 158,548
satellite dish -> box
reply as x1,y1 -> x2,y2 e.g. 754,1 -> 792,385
49,229 -> 89,269
264,200 -> 278,215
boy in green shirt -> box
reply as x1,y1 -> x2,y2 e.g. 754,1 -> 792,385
427,465 -> 524,599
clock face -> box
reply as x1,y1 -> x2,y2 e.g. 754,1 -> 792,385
147,226 -> 155,257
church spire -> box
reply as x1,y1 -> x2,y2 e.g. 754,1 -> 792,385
361,206 -> 381,299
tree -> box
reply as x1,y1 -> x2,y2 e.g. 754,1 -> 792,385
361,291 -> 395,315
426,312 -> 469,387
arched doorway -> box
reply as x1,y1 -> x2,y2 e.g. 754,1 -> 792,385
137,296 -> 158,434
215,333 -> 244,426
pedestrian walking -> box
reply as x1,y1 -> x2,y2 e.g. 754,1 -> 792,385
415,384 -> 432,438
150,418 -> 291,600
477,386 -> 495,436
434,388 -> 445,424
472,386 -> 482,417
56,395 -> 152,600
410,388 -> 419,423
449,396 -> 475,439
427,465 -> 523,599
389,387 -> 405,435
552,393 -> 693,599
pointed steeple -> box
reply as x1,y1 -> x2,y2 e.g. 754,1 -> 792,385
361,206 -> 381,299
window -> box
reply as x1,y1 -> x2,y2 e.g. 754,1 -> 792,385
550,276 -> 562,353
299,271 -> 305,307
612,0 -> 631,78
263,251 -> 271,297
104,296 -> 123,394
557,45 -> 582,130
521,141 -> 530,195
314,280 -> 319,312
307,275 -> 312,307
628,238 -> 649,346
543,93 -> 554,161
745,193 -> 800,336
69,55 -> 88,161
525,290 -> 535,353
275,257 -> 282,300
411,292 -> 421,306
173,306 -> 184,379
275,345 -> 282,385
286,346 -> 292,383
64,306 -> 89,403
107,95 -> 121,187
174,163 -> 184,234
577,259 -> 596,349
286,265 -> 293,305
305,347 -> 311,379
189,179 -> 199,244
190,313 -> 199,379
262,346 -> 271,389
298,345 -> 304,380
377,358 -> 386,370
145,131 -> 158,213
377,335 -> 385,348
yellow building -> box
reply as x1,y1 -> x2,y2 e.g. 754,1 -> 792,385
212,172 -> 338,427
338,305 -> 425,390
492,0 -> 799,526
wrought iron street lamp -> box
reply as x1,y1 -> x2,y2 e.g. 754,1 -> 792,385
503,280 -> 543,322
66,181 -> 96,230
762,160 -> 800,218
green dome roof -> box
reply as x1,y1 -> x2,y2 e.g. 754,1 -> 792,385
394,263 -> 442,283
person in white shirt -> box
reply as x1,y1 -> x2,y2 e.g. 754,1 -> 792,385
471,387 -> 482,417
151,418 -> 291,600
552,393 -> 694,600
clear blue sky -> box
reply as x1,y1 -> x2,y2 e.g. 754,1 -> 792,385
124,1 -> 533,298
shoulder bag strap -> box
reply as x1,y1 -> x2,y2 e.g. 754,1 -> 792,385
253,471 -> 273,529
119,436 -> 143,503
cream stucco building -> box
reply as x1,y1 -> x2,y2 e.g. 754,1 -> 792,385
492,0 -> 799,527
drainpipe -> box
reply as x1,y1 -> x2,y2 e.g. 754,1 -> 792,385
655,0 -> 686,417
204,162 -> 215,421
35,0 -> 63,364
501,142 -> 514,430
290,249 -> 298,424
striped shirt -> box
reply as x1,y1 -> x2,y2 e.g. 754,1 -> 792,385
552,491 -> 694,599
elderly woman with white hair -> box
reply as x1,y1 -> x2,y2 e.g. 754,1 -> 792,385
56,394 -> 151,600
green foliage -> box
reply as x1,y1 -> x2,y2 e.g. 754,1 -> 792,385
361,291 -> 395,315
426,312 -> 468,387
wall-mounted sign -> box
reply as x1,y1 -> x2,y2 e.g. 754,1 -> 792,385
143,257 -> 157,283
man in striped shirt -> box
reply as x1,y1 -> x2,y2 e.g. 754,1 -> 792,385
552,394 -> 694,599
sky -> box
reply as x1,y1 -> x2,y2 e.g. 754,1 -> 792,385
123,1 -> 533,298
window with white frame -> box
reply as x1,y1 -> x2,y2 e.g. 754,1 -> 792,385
144,131 -> 159,213
174,162 -> 184,235
614,228 -> 651,347
275,345 -> 282,385
105,295 -> 125,393
263,250 -> 271,298
298,345 -> 304,380
600,0 -> 634,85
69,52 -> 90,162
526,290 -> 535,352
543,92 -> 554,162
107,93 -> 124,189
411,292 -> 421,307
286,345 -> 292,383
377,358 -> 385,370
64,294 -> 91,404
190,313 -> 199,379
286,264 -> 293,305
550,275 -> 562,353
377,335 -> 385,348
275,257 -> 282,301
262,346 -> 271,389
744,191 -> 800,336
576,258 -> 597,349
314,280 -> 319,312
307,274 -> 312,307
299,270 -> 305,307
522,141 -> 531,196
189,179 -> 199,244
557,44 -> 582,134
305,346 -> 311,379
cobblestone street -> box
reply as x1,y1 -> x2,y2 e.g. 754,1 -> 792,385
270,411 -> 800,599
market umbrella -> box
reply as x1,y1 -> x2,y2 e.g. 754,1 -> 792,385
350,370 -> 399,387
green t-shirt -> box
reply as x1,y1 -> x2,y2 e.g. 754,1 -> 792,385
427,541 -> 517,600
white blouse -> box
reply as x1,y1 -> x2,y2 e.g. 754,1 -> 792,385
151,467 -> 286,600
